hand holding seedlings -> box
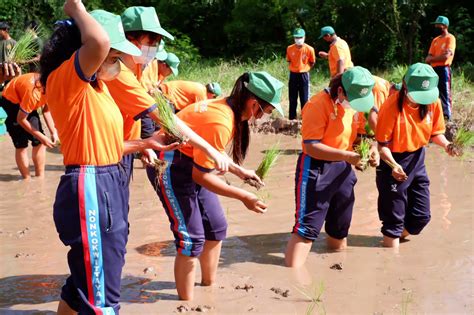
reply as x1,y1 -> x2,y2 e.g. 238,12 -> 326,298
447,127 -> 474,157
368,145 -> 380,167
345,151 -> 362,168
6,28 -> 42,65
241,192 -> 267,214
354,138 -> 372,171
384,160 -> 408,181
153,92 -> 187,144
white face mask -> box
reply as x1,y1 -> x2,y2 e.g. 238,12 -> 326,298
97,60 -> 121,81
295,38 -> 304,46
132,45 -> 158,65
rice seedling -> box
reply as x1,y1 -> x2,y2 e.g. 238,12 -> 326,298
153,157 -> 169,184
245,144 -> 280,190
153,92 -> 186,144
6,28 -> 41,65
294,281 -> 326,315
354,137 -> 371,171
400,290 -> 413,315
448,127 -> 474,157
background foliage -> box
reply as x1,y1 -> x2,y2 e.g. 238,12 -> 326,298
0,0 -> 472,75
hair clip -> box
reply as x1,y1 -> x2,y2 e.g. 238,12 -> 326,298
54,19 -> 74,27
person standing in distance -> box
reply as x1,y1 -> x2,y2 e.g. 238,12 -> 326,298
425,15 -> 456,121
286,28 -> 315,120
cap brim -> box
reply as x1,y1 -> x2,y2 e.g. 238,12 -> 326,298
348,92 -> 375,113
148,27 -> 174,40
407,89 -> 439,105
318,34 -> 324,39
270,102 -> 284,116
156,50 -> 168,60
171,67 -> 178,76
111,40 -> 142,56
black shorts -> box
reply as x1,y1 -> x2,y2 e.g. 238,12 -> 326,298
1,97 -> 43,149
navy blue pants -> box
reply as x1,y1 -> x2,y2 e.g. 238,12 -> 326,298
433,66 -> 452,120
376,148 -> 431,238
53,165 -> 129,314
292,153 -> 357,241
288,72 -> 310,120
146,151 -> 227,257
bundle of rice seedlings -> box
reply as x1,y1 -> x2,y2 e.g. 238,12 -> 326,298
153,158 -> 169,183
153,92 -> 186,144
448,127 -> 474,157
245,144 -> 280,190
6,29 -> 41,65
354,137 -> 371,171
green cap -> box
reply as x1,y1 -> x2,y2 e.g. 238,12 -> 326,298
156,40 -> 167,60
121,7 -> 174,40
342,66 -> 375,113
90,10 -> 141,56
319,26 -> 335,39
393,83 -> 402,91
247,71 -> 284,116
431,15 -> 449,27
207,82 -> 222,97
404,63 -> 439,105
164,53 -> 180,76
293,28 -> 305,37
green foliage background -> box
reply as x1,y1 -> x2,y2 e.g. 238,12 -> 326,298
0,0 -> 472,74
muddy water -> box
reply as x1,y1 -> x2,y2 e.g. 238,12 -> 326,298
0,133 -> 472,314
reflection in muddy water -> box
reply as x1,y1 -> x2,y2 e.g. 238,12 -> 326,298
135,241 -> 174,257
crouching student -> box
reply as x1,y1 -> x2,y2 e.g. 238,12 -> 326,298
285,66 -> 378,268
375,63 -> 456,248
1,72 -> 57,179
40,2 -> 179,314
160,80 -> 222,112
146,72 -> 284,300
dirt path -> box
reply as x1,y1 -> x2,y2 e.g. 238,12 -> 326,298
0,133 -> 473,314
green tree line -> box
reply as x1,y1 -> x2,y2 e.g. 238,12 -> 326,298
1,0 -> 472,69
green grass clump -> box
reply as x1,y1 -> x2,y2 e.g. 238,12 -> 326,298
245,144 -> 280,190
450,127 -> 474,157
153,92 -> 184,143
6,28 -> 40,64
354,137 -> 371,171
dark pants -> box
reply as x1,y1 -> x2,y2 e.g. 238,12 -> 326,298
433,66 -> 452,120
288,72 -> 310,120
292,153 -> 357,241
376,148 -> 431,238
146,151 -> 227,257
53,165 -> 129,314
1,97 -> 43,148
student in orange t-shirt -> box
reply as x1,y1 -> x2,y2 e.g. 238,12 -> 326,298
146,72 -> 284,300
1,73 -> 57,179
39,4 -> 179,314
375,63 -> 457,248
318,26 -> 354,78
285,67 -> 378,268
160,80 -> 222,112
425,15 -> 456,120
286,28 -> 315,120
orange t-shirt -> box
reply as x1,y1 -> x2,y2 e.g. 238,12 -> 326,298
428,34 -> 456,67
328,37 -> 354,77
140,59 -> 160,92
357,75 -> 391,134
286,44 -> 316,73
301,90 -> 360,154
178,98 -> 234,171
160,81 -> 208,111
46,50 -> 124,165
375,91 -> 445,153
105,61 -> 157,140
2,73 -> 45,113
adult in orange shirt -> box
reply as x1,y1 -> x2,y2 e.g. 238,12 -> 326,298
160,80 -> 222,111
146,72 -> 284,300
39,5 -> 178,314
1,73 -> 57,179
286,28 -> 315,120
285,67 -> 378,268
425,16 -> 456,120
375,63 -> 457,248
318,26 -> 354,78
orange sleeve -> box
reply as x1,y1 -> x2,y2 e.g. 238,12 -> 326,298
286,46 -> 291,62
301,98 -> 329,143
431,100 -> 445,136
105,67 -> 157,120
375,95 -> 398,144
428,39 -> 435,55
309,47 -> 316,63
193,122 -> 233,171
19,87 -> 44,113
333,45 -> 343,61
447,36 -> 456,51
